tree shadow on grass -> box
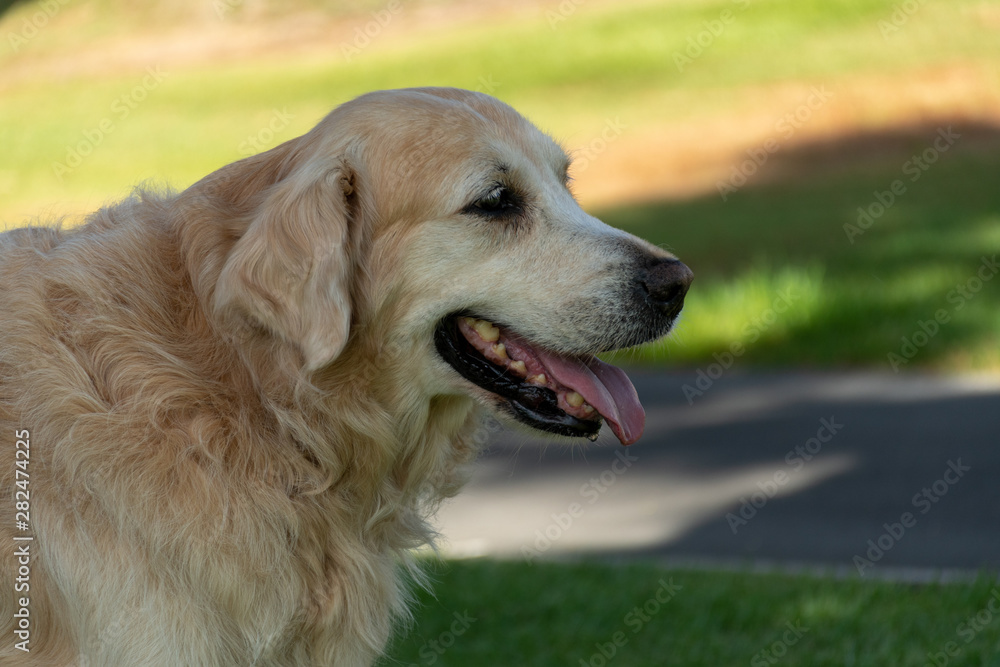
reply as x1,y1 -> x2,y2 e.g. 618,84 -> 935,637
597,119 -> 1000,369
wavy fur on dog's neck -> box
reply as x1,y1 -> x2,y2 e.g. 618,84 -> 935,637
171,169 -> 485,662
0,186 -> 482,665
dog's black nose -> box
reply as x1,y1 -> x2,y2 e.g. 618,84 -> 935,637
639,258 -> 693,316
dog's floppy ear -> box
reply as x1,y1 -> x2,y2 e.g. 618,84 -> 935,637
213,155 -> 356,372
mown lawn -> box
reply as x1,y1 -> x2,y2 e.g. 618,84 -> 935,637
385,558 -> 1000,667
603,130 -> 1000,371
3,0 -> 998,219
2,0 -> 998,372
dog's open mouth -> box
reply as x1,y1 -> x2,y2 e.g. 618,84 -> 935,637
434,315 -> 644,445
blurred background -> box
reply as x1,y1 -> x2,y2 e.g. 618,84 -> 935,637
2,1 -> 999,664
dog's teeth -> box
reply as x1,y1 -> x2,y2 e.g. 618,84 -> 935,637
566,391 -> 585,407
509,360 -> 527,376
473,319 -> 500,342
492,343 -> 507,360
528,374 -> 547,386
581,403 -> 595,415
586,431 -> 600,442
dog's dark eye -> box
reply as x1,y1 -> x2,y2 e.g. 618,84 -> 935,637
466,185 -> 522,218
477,188 -> 507,211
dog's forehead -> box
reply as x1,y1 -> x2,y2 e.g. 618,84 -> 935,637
338,88 -> 567,176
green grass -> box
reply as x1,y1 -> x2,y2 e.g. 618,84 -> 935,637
2,0 -> 998,371
385,558 -> 1000,667
3,0 -> 998,219
602,135 -> 1000,371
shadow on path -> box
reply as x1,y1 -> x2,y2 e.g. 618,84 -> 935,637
434,371 -> 1000,574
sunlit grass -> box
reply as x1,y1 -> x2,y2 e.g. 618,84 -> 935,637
601,146 -> 1000,371
3,0 -> 999,221
609,264 -> 825,365
1,0 -> 998,371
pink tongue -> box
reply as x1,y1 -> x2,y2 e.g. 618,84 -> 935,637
532,349 -> 645,446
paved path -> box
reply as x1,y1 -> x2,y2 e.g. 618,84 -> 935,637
431,371 -> 1000,577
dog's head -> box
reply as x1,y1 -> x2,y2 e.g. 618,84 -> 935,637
181,88 -> 691,446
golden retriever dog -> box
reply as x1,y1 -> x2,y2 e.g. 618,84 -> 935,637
0,87 -> 691,665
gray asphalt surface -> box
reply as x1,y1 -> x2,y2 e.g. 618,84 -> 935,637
431,370 -> 1000,576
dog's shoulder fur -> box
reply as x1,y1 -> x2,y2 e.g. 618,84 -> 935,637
0,167 -> 478,664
